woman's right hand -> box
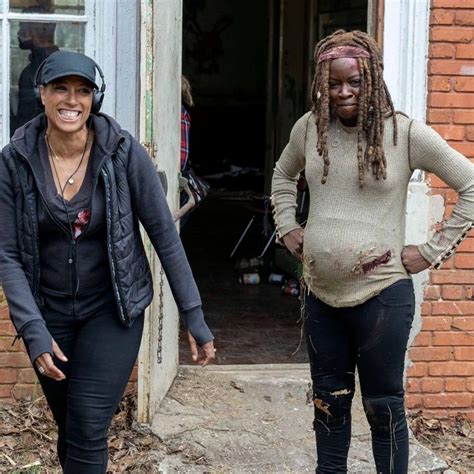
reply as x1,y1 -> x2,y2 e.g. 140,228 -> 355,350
35,339 -> 68,381
282,228 -> 304,261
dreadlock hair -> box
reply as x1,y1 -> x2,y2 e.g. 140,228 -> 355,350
310,30 -> 397,187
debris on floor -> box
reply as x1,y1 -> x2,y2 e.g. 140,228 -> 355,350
0,377 -> 471,473
409,411 -> 474,473
0,391 -> 166,473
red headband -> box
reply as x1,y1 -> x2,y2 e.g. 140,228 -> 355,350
317,46 -> 370,64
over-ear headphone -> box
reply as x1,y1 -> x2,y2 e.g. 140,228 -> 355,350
33,55 -> 106,114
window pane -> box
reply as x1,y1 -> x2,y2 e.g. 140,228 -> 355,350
10,0 -> 85,15
9,20 -> 85,136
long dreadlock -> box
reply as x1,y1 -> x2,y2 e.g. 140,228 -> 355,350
310,30 -> 397,187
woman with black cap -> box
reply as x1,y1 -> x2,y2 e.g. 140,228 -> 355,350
0,50 -> 215,472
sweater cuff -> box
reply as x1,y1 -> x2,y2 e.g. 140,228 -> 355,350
276,222 -> 303,240
181,306 -> 214,346
20,320 -> 53,364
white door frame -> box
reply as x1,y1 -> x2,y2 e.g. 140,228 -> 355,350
383,1 -> 440,354
137,0 -> 183,425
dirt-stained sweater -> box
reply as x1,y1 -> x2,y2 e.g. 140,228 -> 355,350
271,112 -> 474,307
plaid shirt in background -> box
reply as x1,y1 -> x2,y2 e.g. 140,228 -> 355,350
181,105 -> 191,171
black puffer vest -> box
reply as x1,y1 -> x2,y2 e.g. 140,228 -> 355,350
3,114 -> 153,326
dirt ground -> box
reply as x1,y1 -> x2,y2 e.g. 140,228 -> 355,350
0,372 -> 472,473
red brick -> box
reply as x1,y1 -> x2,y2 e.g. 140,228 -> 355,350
0,385 -> 13,398
0,320 -> 15,335
453,110 -> 474,123
450,141 -> 474,157
441,285 -> 463,299
451,316 -> 474,330
429,76 -> 452,91
467,126 -> 474,141
430,43 -> 455,59
405,394 -> 423,409
422,316 -> 453,331
433,124 -> 465,140
445,188 -> 459,204
458,238 -> 474,252
413,332 -> 432,347
411,346 -> 454,361
429,92 -> 474,109
430,26 -> 473,43
0,368 -> 17,384
406,378 -> 420,393
455,253 -> 474,268
430,174 -> 449,188
454,347 -> 474,360
421,302 -> 431,316
445,378 -> 466,391
0,352 -> 30,368
431,301 -> 468,315
425,285 -> 441,300
407,362 -> 428,377
429,361 -> 474,376
454,77 -> 474,92
428,108 -> 453,123
129,365 -> 138,382
18,368 -> 38,384
421,378 -> 445,393
432,270 -> 474,284
433,331 -> 474,345
455,10 -> 474,25
0,307 -> 9,320
431,10 -> 455,25
11,383 -> 40,401
467,377 -> 474,391
424,393 -> 472,408
433,0 -> 474,7
0,336 -> 22,352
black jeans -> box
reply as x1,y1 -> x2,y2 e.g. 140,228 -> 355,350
304,279 -> 415,474
34,298 -> 144,473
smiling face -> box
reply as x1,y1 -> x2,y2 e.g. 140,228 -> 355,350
328,57 -> 361,127
40,75 -> 93,135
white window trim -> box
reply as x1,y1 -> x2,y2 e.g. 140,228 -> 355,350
383,0 -> 432,355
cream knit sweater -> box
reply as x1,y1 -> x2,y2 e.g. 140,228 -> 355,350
271,112 -> 474,307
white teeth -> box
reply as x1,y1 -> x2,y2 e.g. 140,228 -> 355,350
59,110 -> 80,118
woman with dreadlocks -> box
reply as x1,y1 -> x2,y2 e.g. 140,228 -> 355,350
272,30 -> 474,473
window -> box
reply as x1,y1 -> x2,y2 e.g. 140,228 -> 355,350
1,0 -> 89,144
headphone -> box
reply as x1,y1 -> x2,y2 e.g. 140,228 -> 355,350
33,56 -> 106,114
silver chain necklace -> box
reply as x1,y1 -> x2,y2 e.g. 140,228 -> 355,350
45,131 -> 90,190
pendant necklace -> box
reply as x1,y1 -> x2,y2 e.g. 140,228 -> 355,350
46,130 -> 90,191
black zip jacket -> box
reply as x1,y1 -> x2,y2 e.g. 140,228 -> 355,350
0,113 -> 213,362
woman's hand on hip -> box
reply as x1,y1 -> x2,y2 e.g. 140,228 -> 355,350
187,331 -> 216,367
401,245 -> 430,274
35,339 -> 68,381
282,228 -> 304,261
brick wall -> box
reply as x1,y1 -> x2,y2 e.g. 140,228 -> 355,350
406,0 -> 474,419
0,291 -> 138,402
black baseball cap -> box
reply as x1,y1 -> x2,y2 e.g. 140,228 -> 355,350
37,51 -> 99,89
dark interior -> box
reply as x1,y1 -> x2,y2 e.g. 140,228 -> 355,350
179,0 -> 368,365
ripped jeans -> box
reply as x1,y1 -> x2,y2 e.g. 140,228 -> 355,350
304,279 -> 415,474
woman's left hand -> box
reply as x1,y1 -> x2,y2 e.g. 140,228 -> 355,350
187,331 -> 216,367
401,245 -> 431,274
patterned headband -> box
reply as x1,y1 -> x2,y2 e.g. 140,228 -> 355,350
317,45 -> 371,64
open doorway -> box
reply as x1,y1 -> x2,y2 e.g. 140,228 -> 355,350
180,0 -> 370,365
